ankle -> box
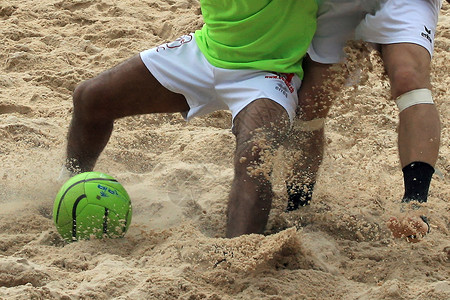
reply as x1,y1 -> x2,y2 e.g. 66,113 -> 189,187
401,161 -> 434,203
286,181 -> 315,211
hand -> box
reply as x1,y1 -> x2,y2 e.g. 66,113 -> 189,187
387,214 -> 430,243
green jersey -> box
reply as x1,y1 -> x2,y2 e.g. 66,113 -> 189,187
195,0 -> 318,79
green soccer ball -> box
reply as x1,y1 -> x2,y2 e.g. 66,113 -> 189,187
53,172 -> 132,242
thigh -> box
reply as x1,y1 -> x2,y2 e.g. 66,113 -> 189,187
232,98 -> 290,152
80,55 -> 189,119
297,56 -> 342,120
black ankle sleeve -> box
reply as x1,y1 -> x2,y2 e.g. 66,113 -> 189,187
401,161 -> 434,203
286,182 -> 315,211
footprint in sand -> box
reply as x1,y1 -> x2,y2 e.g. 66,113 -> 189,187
0,104 -> 31,115
0,5 -> 17,19
54,0 -> 94,12
0,256 -> 49,287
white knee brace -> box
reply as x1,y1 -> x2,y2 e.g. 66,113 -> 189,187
395,88 -> 434,113
292,118 -> 325,131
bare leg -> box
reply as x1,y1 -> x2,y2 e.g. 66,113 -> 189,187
287,57 -> 343,210
382,43 -> 441,241
381,43 -> 440,168
65,55 -> 188,173
226,99 -> 290,238
289,46 -> 439,241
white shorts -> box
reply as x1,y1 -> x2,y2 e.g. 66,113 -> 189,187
308,0 -> 442,64
140,34 -> 301,123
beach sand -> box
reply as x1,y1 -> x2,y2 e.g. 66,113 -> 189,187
0,1 -> 449,299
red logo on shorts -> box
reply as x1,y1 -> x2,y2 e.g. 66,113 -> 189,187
265,73 -> 295,93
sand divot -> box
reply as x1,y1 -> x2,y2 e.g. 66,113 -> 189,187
0,256 -> 49,287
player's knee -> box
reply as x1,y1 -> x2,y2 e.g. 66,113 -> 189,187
234,133 -> 261,160
73,80 -> 95,112
233,137 -> 266,176
390,66 -> 429,98
72,78 -> 111,119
